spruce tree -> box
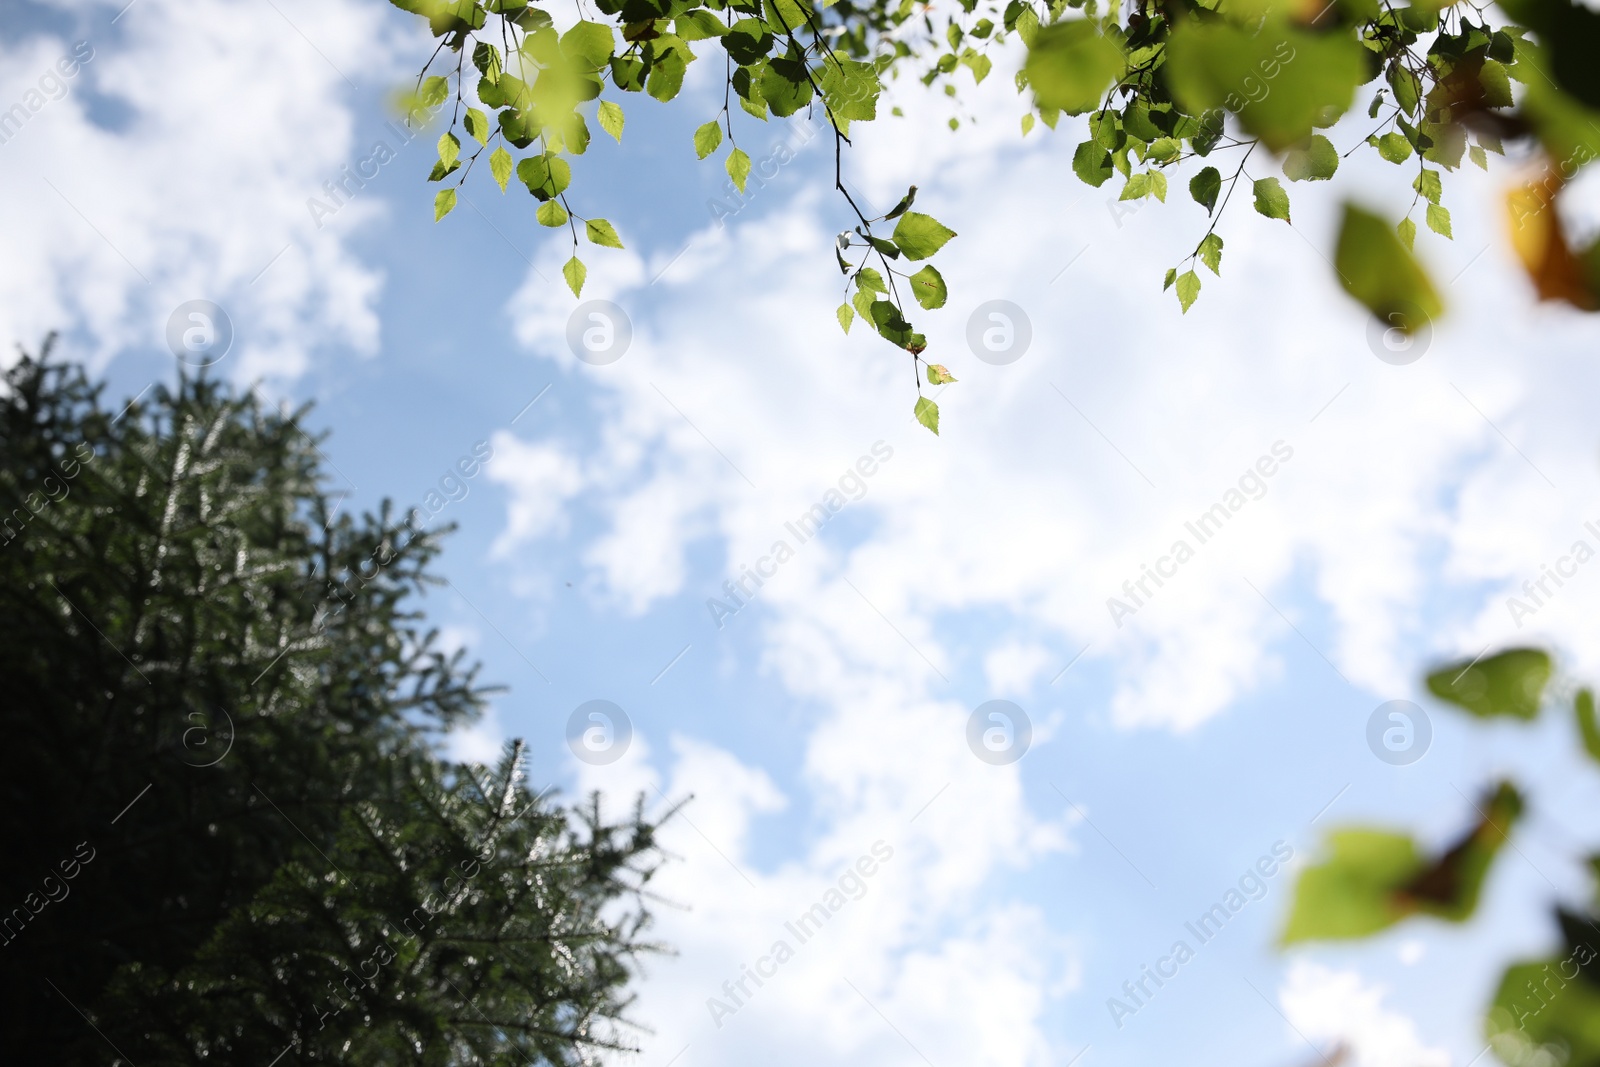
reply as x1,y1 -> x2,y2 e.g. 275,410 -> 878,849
0,339 -> 663,1064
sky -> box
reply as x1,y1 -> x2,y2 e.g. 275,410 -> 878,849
5,2 -> 1600,1066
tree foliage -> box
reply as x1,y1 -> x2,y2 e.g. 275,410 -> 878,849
388,0 -> 1600,432
1283,646 -> 1600,1067
0,340 -> 663,1064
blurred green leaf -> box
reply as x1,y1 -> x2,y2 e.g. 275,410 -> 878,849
1333,202 -> 1443,332
1283,782 -> 1524,943
1576,689 -> 1600,762
1426,648 -> 1551,719
1023,20 -> 1126,114
1167,21 -> 1364,150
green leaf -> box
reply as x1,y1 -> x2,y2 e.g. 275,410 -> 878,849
1388,61 -> 1421,114
676,10 -> 726,40
1576,689 -> 1600,763
727,148 -> 751,194
1426,203 -> 1452,238
820,57 -> 881,131
647,48 -> 688,103
1283,133 -> 1339,181
1166,21 -> 1365,150
1282,782 -> 1524,944
1119,172 -> 1149,201
1190,166 -> 1222,214
852,288 -> 876,322
473,40 -> 502,84
1147,137 -> 1181,163
1163,267 -> 1176,291
561,20 -> 616,69
694,120 -> 723,159
464,108 -> 491,146
1425,648 -> 1551,720
438,131 -> 461,167
1478,59 -> 1514,109
563,255 -> 586,297
1335,204 -> 1442,331
517,154 -> 573,200
855,267 -> 888,294
1073,141 -> 1114,187
1176,269 -> 1201,312
1488,953 -> 1600,1065
1469,144 -> 1488,170
1414,167 -> 1443,205
1198,233 -> 1223,275
884,186 -> 917,220
1397,216 -> 1417,250
1283,829 -> 1424,944
914,396 -> 939,435
536,200 -> 569,227
760,59 -> 814,118
891,212 -> 957,260
869,299 -> 913,347
597,100 -> 624,142
586,218 -> 624,248
836,303 -> 854,334
763,0 -> 808,30
433,187 -> 457,221
420,75 -> 449,108
909,264 -> 948,310
867,236 -> 900,259
1252,176 -> 1291,222
1023,19 -> 1126,114
490,146 -> 514,193
1148,170 -> 1167,203
926,363 -> 956,385
1377,131 -> 1413,164
611,55 -> 646,92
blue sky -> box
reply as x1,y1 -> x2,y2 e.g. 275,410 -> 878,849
6,2 -> 1600,1066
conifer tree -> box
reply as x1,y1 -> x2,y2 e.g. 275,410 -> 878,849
0,340 -> 663,1064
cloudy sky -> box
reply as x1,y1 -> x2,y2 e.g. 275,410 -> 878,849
7,1 -> 1600,1066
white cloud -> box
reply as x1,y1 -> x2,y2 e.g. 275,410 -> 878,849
569,721 -> 1073,1067
0,0 -> 412,378
487,429 -> 586,555
1280,960 -> 1451,1067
